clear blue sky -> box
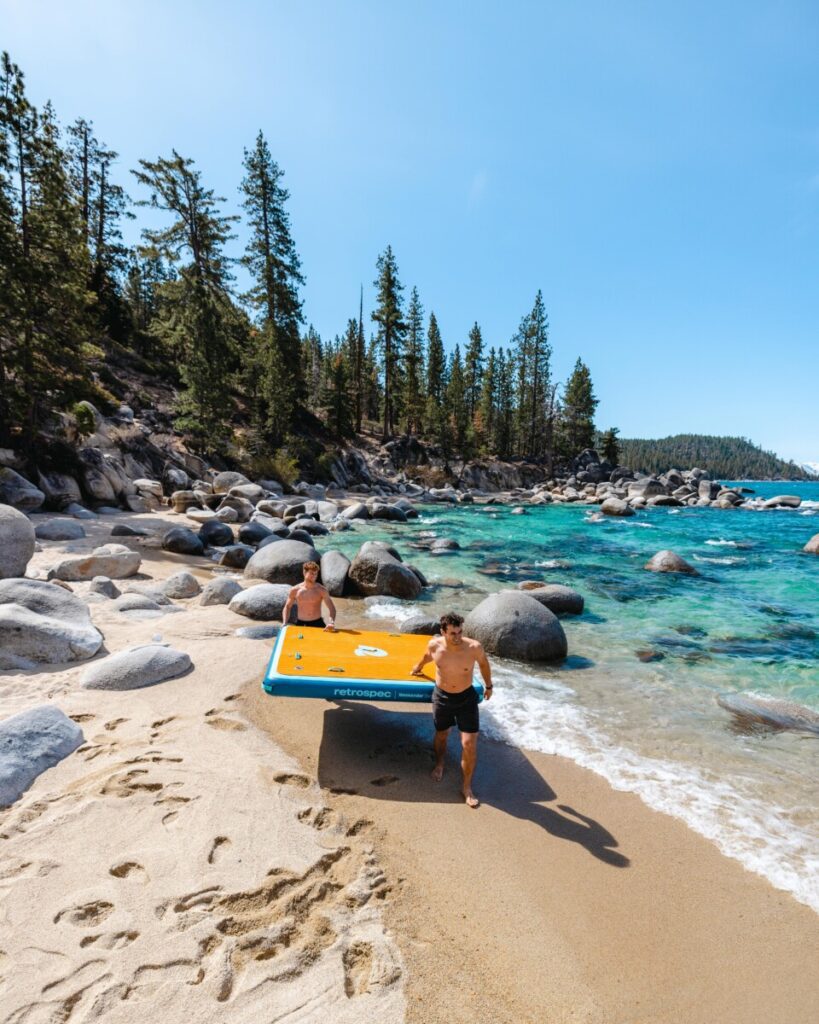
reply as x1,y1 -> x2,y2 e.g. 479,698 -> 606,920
5,0 -> 819,461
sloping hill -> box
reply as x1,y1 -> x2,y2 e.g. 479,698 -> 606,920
619,435 -> 808,480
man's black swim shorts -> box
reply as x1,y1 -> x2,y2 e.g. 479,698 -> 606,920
296,617 -> 326,628
432,685 -> 479,734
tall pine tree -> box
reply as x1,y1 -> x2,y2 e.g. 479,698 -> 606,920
560,358 -> 598,456
239,131 -> 304,447
371,245 -> 406,440
132,150 -> 238,447
401,285 -> 425,435
464,321 -> 484,424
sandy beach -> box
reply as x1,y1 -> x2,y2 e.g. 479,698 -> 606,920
2,508 -> 818,1023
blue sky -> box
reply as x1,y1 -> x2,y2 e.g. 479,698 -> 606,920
5,0 -> 819,461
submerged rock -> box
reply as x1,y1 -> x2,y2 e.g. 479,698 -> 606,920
644,550 -> 698,575
464,591 -> 567,661
0,579 -> 103,668
81,644 -> 192,690
803,534 -> 819,554
0,706 -> 84,807
0,504 -> 36,579
716,693 -> 819,735
600,497 -> 634,517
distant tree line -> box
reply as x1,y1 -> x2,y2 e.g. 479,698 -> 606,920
619,435 -> 809,481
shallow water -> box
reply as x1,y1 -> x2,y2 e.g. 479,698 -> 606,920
325,480 -> 819,912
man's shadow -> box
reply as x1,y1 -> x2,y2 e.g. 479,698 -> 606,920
316,701 -> 629,868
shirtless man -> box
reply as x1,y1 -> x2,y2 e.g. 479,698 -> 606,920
281,562 -> 337,631
410,612 -> 493,808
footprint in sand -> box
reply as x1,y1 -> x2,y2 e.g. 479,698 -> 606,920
272,771 -> 311,789
207,836 -> 231,864
100,769 -> 164,798
369,776 -> 399,787
205,717 -> 247,732
104,717 -> 129,731
346,818 -> 373,837
54,900 -> 114,927
343,941 -> 375,997
109,861 -> 148,881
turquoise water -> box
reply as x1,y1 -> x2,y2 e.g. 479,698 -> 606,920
322,481 -> 819,911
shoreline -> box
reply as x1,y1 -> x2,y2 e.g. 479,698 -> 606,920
246,686 -> 819,1023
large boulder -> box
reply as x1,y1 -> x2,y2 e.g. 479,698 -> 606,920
162,527 -> 205,556
239,521 -> 273,546
200,577 -> 243,606
229,483 -> 266,504
216,495 -> 254,522
198,520 -> 234,547
0,504 -> 36,579
600,497 -> 635,518
213,471 -> 251,494
627,477 -> 666,500
340,502 -> 369,521
464,592 -> 567,661
0,579 -> 103,668
0,706 -> 84,807
320,549 -> 351,597
229,582 -> 291,620
371,504 -> 407,522
348,544 -> 423,600
644,550 -> 699,575
244,539 -> 319,585
162,571 -> 202,599
76,448 -> 117,503
34,519 -> 86,542
802,534 -> 819,554
522,585 -> 584,616
81,644 -> 192,690
36,470 -> 82,510
48,543 -> 141,582
290,518 -> 330,536
398,615 -> 441,635
763,495 -> 802,509
0,468 -> 45,511
219,544 -> 254,569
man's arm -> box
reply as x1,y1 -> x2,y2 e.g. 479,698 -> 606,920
411,640 -> 435,677
475,643 -> 493,700
321,587 -> 337,630
282,586 -> 298,626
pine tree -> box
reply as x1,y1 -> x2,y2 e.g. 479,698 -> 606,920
560,357 -> 598,456
371,245 -> 406,440
239,131 -> 304,446
132,150 -> 238,447
321,350 -> 354,438
402,286 -> 425,435
476,346 -> 497,453
511,290 -> 551,458
424,311 -> 448,449
446,344 -> 471,454
464,321 -> 484,424
66,117 -> 132,338
302,326 -> 323,411
0,55 -> 91,444
494,348 -> 516,459
354,286 -> 365,432
599,427 -> 620,465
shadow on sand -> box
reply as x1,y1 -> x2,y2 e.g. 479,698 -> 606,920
317,700 -> 629,868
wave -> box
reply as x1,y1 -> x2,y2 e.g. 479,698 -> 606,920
705,539 -> 741,547
693,554 -> 745,565
535,559 -> 571,569
481,666 -> 819,914
363,601 -> 422,623
627,521 -> 655,528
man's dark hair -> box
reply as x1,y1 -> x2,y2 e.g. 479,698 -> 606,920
439,612 -> 464,632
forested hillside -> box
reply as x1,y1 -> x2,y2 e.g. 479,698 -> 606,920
0,51 -> 604,477
619,435 -> 808,480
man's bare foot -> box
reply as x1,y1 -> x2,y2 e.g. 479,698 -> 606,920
431,763 -> 444,782
463,789 -> 480,808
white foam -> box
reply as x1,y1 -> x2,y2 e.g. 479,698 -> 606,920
705,539 -> 740,547
363,602 -> 422,624
535,559 -> 571,569
693,554 -> 745,565
481,666 -> 819,915
627,521 -> 655,528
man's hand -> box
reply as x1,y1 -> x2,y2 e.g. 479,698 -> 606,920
410,665 -> 425,677
324,623 -> 336,632
483,683 -> 493,701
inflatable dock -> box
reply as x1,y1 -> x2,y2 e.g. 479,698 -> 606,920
262,625 -> 485,702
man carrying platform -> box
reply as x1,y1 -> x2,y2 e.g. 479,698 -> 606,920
411,612 -> 493,808
282,561 -> 337,631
